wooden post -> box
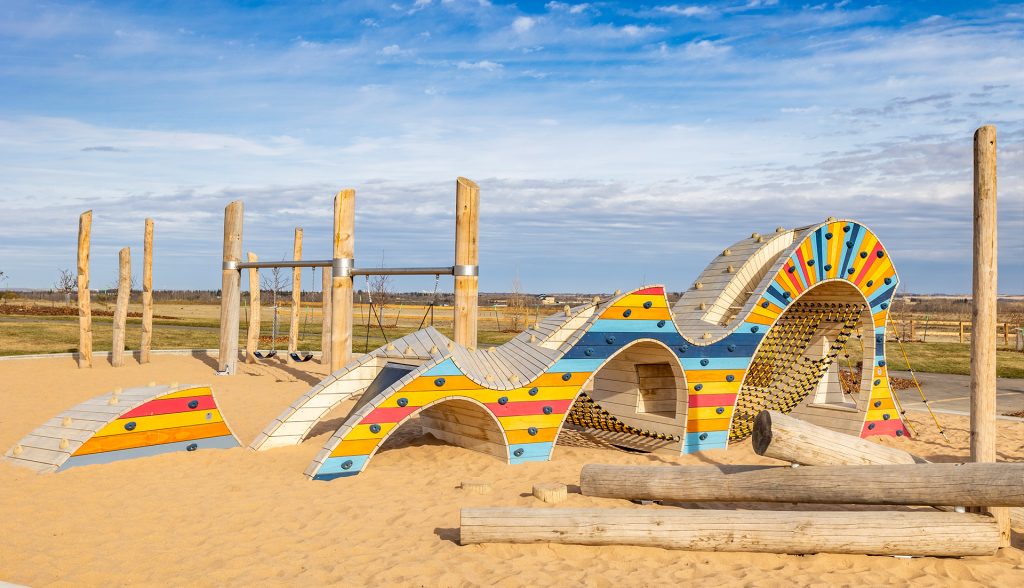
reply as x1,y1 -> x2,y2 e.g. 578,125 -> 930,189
971,124 -> 1009,545
288,227 -> 303,359
459,508 -> 999,556
454,177 -> 479,350
910,319 -> 916,342
218,201 -> 243,374
76,211 -> 93,368
1004,322 -> 1010,346
245,252 -> 260,364
140,218 -> 154,364
111,247 -> 131,367
330,189 -> 355,372
959,321 -> 965,343
321,265 -> 332,366
579,463 -> 1024,506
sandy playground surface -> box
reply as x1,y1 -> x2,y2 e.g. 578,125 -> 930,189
1,354 -> 1023,587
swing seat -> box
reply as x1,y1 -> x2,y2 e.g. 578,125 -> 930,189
290,352 -> 314,362
254,350 -> 277,359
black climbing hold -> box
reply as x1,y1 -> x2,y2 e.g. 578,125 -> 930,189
882,413 -> 891,421
716,407 -> 725,414
896,430 -> 904,437
876,250 -> 884,258
878,360 -> 886,367
868,423 -> 876,430
584,348 -> 594,356
860,251 -> 868,258
847,267 -> 855,275
370,424 -> 382,434
807,259 -> 815,266
699,433 -> 708,441
341,460 -> 353,470
824,264 -> 832,271
397,398 -> 409,407
876,334 -> 883,343
514,448 -> 524,457
727,344 -> 736,352
884,277 -> 892,285
846,240 -> 854,248
880,302 -> 889,310
761,301 -> 770,308
498,396 -> 508,405
874,401 -> 882,408
694,384 -> 704,391
700,359 -> 709,366
561,373 -> 572,381
529,387 -> 539,396
726,374 -> 735,382
657,320 -> 666,328
643,301 -> 653,309
825,232 -> 833,239
783,291 -> 791,298
188,400 -> 199,409
874,379 -> 881,386
678,345 -> 688,353
622,309 -> 632,318
528,427 -> 538,436
124,422 -> 137,431
751,326 -> 759,333
788,266 -> 796,273
186,443 -> 198,452
543,406 -> 553,415
866,280 -> 874,287
606,335 -> 616,344
434,377 -> 446,387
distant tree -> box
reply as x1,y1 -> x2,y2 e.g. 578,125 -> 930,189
0,270 -> 7,303
54,268 -> 76,305
260,263 -> 291,346
367,250 -> 393,325
507,273 -> 528,333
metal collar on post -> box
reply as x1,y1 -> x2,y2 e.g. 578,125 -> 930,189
453,264 -> 479,277
222,260 -> 240,271
333,257 -> 355,278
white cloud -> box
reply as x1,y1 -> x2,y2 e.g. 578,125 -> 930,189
456,60 -> 503,71
512,16 -> 536,33
657,5 -> 714,17
378,44 -> 414,57
683,39 -> 731,58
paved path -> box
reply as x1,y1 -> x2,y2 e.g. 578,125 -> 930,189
891,370 -> 1024,421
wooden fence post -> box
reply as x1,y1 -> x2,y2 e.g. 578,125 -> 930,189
321,265 -> 332,367
330,189 -> 355,372
959,321 -> 965,343
245,252 -> 260,363
971,124 -> 1009,545
218,201 -> 243,374
140,218 -> 154,364
909,319 -> 916,342
288,228 -> 303,360
77,211 -> 93,368
454,177 -> 480,350
111,247 -> 131,367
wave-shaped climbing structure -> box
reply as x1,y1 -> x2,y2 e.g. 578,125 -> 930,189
249,219 -> 905,480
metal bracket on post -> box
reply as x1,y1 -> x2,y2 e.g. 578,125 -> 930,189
333,257 -> 355,278
453,264 -> 479,277
222,260 -> 240,271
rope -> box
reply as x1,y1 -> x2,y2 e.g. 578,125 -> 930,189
567,391 -> 680,441
887,314 -> 947,440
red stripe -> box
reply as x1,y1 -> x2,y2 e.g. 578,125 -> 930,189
861,419 -> 910,438
120,396 -> 216,418
782,261 -> 803,294
852,242 -> 883,285
687,394 -> 736,408
486,399 -> 573,417
363,405 -> 418,423
633,286 -> 664,295
795,248 -> 813,288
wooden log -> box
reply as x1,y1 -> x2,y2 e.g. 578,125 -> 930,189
140,218 -> 154,364
579,463 -> 1024,506
454,177 -> 480,350
459,508 -> 999,556
218,201 -> 243,374
77,210 -> 92,368
244,252 -> 260,364
972,124 -> 1009,544
752,410 -> 921,466
461,479 -> 491,495
321,265 -> 332,366
111,247 -> 131,367
288,227 -> 303,359
533,483 -> 568,504
330,189 -> 355,372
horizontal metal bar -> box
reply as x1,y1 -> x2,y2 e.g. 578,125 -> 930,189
231,260 -> 464,277
235,259 -> 332,270
351,266 -> 456,276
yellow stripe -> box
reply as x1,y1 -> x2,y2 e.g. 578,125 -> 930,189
827,221 -> 843,279
687,369 -> 745,383
96,409 -> 224,437
688,381 -> 741,395
343,422 -> 397,441
157,387 -> 212,400
530,372 -> 591,387
599,306 -> 672,320
799,239 -> 816,284
865,408 -> 897,422
612,294 -> 668,308
378,390 -> 453,408
689,406 -> 733,420
498,414 -> 567,430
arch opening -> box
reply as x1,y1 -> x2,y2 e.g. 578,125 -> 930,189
415,398 -> 509,461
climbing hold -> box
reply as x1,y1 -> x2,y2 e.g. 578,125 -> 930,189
584,348 -> 594,356
874,401 -> 882,408
528,427 -> 538,436
643,300 -> 653,309
846,240 -> 854,248
699,433 -> 708,441
727,344 -> 736,352
751,232 -> 760,239
657,320 -> 666,328
434,377 -> 446,387
397,398 -> 409,407
370,424 -> 382,434
699,302 -> 707,311
716,407 -> 725,414
884,277 -> 893,285
606,335 -> 616,344
543,406 -> 553,415
59,438 -> 69,450
824,264 -> 832,271
498,396 -> 508,405
341,459 -> 353,470
751,326 -> 759,333
186,443 -> 198,452
807,259 -> 815,266
727,265 -> 735,273
761,301 -> 770,308
694,282 -> 704,290
788,266 -> 796,273
877,250 -> 885,258
700,359 -> 709,366
866,280 -> 874,287
843,225 -> 851,232
896,430 -> 904,437
124,422 -> 137,431
622,309 -> 632,318
723,248 -> 732,256
703,332 -> 712,340
825,232 -> 833,240
860,251 -> 868,258
847,267 -> 856,275
880,302 -> 889,310
694,384 -> 704,391
513,448 -> 524,457
12,445 -> 22,456
874,379 -> 881,386
878,360 -> 886,367
868,423 -> 876,430
529,387 -> 539,396
561,373 -> 572,381
776,226 -> 785,232
726,374 -> 735,382
678,345 -> 688,353
429,345 -> 438,354
882,413 -> 891,421
783,291 -> 791,298
188,400 -> 199,409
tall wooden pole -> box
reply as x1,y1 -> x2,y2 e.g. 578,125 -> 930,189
76,211 -> 93,368
971,125 -> 1009,545
245,252 -> 260,364
288,227 -> 303,359
111,247 -> 131,367
321,265 -> 332,367
330,189 -> 355,372
454,177 -> 480,350
140,218 -> 154,364
218,201 -> 243,374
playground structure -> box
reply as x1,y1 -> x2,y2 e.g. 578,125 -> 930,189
4,384 -> 240,472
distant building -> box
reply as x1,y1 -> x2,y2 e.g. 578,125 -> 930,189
538,295 -> 557,305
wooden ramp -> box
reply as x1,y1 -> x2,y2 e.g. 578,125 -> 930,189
3,384 -> 240,473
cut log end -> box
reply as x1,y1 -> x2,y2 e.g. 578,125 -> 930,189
752,410 -> 773,456
533,483 -> 568,504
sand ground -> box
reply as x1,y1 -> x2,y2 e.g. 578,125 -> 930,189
1,354 -> 1022,587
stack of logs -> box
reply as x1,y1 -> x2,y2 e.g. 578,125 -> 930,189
460,410 -> 1021,557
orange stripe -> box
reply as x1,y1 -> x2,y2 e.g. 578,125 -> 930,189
599,306 -> 672,320
332,438 -> 382,457
507,427 -> 559,444
687,417 -> 731,432
686,369 -> 745,383
72,422 -> 231,456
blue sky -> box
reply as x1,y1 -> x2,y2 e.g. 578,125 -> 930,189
1,0 -> 1022,295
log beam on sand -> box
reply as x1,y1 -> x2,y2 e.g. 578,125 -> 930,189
579,463 -> 1024,506
459,508 -> 1000,556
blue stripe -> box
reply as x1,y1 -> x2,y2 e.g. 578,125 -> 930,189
789,254 -> 809,291
588,319 -> 673,333
813,227 -> 825,283
868,284 -> 897,310
509,441 -> 553,463
315,454 -> 370,477
680,357 -> 751,371
58,434 -> 239,471
764,284 -> 790,309
840,223 -> 863,277
737,322 -> 768,336
566,338 -> 760,360
683,441 -> 728,453
548,358 -> 605,373
681,430 -> 729,453
312,470 -> 360,480
422,359 -> 463,377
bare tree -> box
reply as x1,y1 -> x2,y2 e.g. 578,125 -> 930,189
367,250 -> 393,325
0,270 -> 7,303
507,273 -> 528,332
260,263 -> 291,350
54,268 -> 76,305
